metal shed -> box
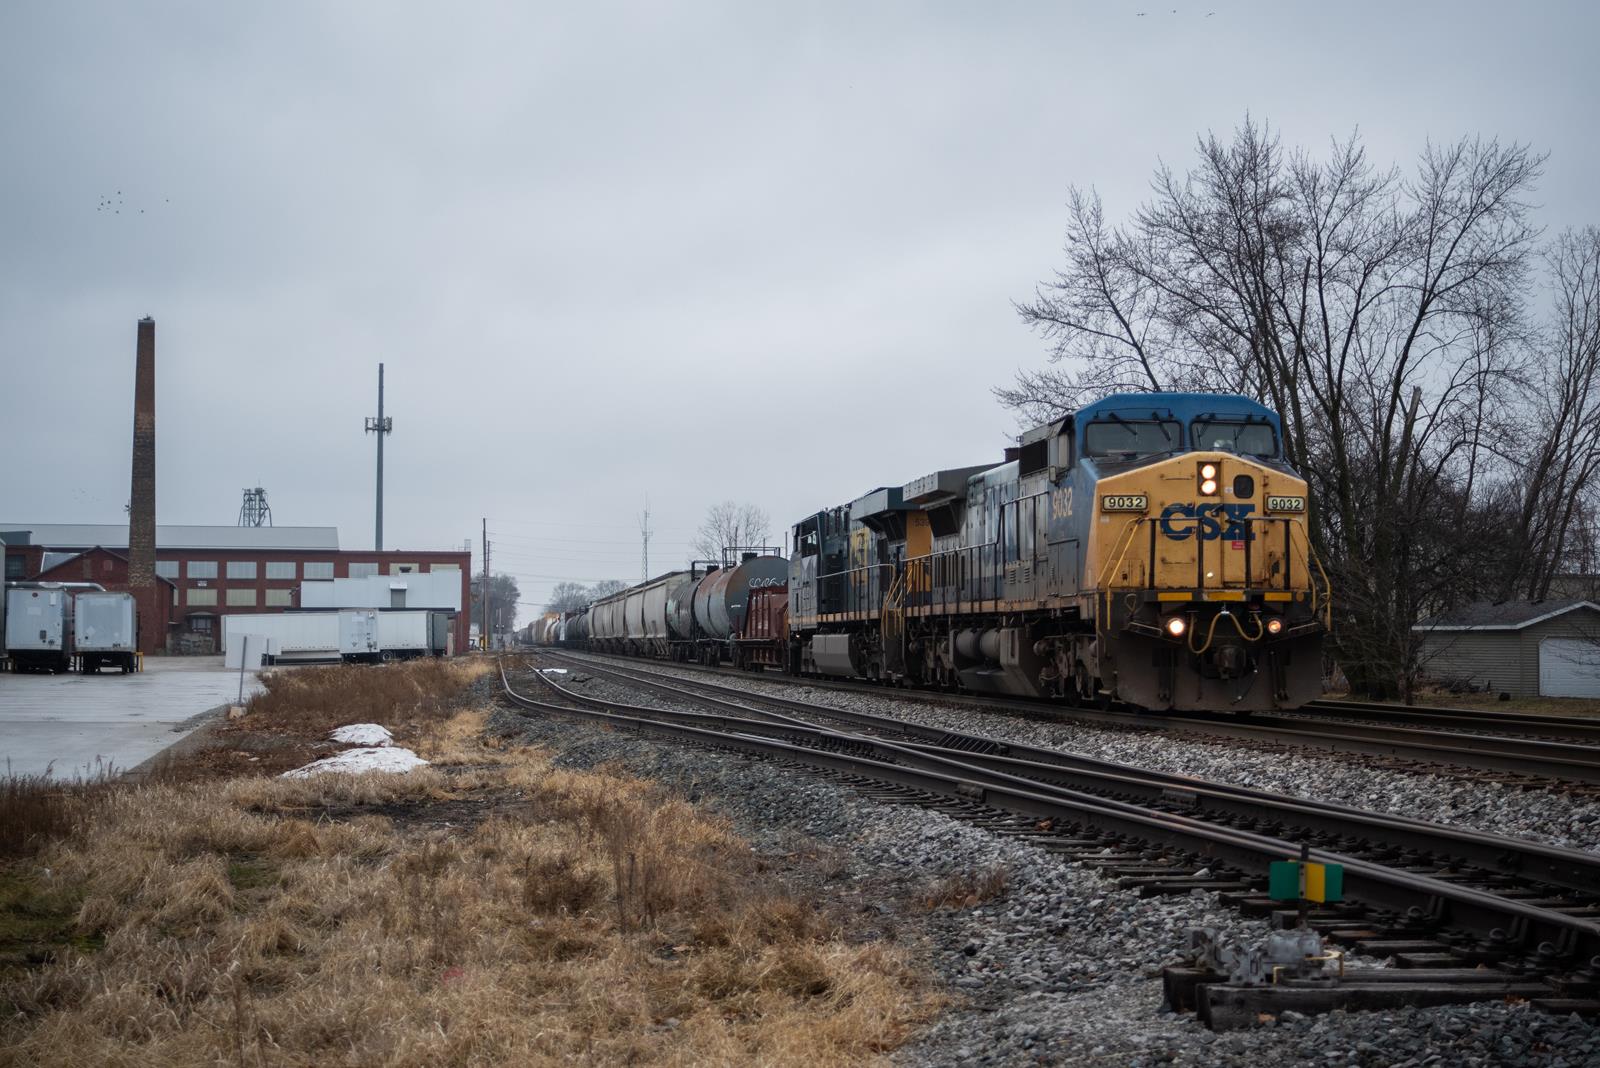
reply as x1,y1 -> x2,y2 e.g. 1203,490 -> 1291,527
1413,600 -> 1600,697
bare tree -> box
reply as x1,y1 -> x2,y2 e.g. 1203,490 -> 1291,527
546,581 -> 592,614
470,572 -> 521,634
1504,228 -> 1600,600
1005,118 -> 1551,696
691,501 -> 771,562
1001,187 -> 1166,423
588,578 -> 628,600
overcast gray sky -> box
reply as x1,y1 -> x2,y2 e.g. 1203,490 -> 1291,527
2,2 -> 1596,620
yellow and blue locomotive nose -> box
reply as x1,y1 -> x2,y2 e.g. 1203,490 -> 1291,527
1079,448 -> 1326,709
1088,450 -> 1312,601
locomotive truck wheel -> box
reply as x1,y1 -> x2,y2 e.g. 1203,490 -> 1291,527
1068,663 -> 1091,707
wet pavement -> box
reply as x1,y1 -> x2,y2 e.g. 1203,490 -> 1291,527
0,656 -> 264,779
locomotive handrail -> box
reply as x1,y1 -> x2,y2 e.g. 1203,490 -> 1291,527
1097,516 -> 1149,624
1096,512 -> 1330,632
897,541 -> 1008,613
812,562 -> 897,582
1306,539 -> 1333,630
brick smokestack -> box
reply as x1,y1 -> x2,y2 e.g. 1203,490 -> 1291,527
128,317 -> 158,653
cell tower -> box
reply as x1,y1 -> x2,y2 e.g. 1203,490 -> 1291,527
638,497 -> 651,581
239,487 -> 272,526
365,363 -> 393,550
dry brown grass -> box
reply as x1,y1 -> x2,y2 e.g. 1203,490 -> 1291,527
917,865 -> 1009,910
0,773 -> 108,860
0,703 -> 935,1065
241,657 -> 492,739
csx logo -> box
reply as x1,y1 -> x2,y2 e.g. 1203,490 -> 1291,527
1160,503 -> 1256,541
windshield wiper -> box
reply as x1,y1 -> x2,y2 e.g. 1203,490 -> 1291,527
1106,412 -> 1137,438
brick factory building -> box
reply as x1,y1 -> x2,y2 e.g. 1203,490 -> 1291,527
2,524 -> 470,655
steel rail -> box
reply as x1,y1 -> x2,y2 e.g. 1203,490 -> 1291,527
503,662 -> 1600,966
542,652 -> 1600,895
1304,698 -> 1600,743
553,650 -> 1600,785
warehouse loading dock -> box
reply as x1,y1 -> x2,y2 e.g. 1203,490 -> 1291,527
0,656 -> 264,778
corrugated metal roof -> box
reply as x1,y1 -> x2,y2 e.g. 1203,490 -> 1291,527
1414,599 -> 1600,631
0,523 -> 341,551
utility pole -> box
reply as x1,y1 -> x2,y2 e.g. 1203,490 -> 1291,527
365,363 -> 393,550
638,497 -> 652,582
482,517 -> 490,650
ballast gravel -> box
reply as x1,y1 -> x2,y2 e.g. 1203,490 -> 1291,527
573,659 -> 1600,854
491,671 -> 1600,1067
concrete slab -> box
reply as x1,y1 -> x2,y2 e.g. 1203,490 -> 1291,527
0,656 -> 265,779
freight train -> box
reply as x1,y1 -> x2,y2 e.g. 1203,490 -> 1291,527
543,392 -> 1329,712
561,551 -> 789,670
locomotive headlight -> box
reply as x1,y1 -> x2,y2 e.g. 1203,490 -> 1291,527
1165,617 -> 1187,638
1198,462 -> 1219,496
1200,478 -> 1219,495
1265,618 -> 1284,635
1200,463 -> 1218,479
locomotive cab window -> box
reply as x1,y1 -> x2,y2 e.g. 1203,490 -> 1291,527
1191,419 -> 1278,458
1084,418 -> 1181,459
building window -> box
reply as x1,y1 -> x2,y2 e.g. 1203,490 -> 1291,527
226,561 -> 257,580
349,562 -> 380,578
226,589 -> 257,607
264,588 -> 293,607
187,588 -> 218,606
188,615 -> 213,634
187,561 -> 218,579
304,562 -> 334,580
430,562 -> 460,572
155,560 -> 179,579
5,555 -> 23,580
265,561 -> 296,580
389,562 -> 418,574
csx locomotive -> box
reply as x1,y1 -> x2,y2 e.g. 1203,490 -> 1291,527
787,392 -> 1329,712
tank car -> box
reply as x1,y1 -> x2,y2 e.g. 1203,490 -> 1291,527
576,553 -> 790,666
787,392 -> 1329,712
672,553 -> 787,665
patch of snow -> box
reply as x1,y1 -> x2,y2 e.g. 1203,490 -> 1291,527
540,668 -> 569,675
281,746 -> 428,778
330,723 -> 393,747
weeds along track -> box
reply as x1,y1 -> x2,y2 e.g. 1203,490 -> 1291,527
550,650 -> 1600,793
502,656 -> 1600,1025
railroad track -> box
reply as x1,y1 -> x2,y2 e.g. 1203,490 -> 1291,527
549,649 -> 1600,791
501,655 -> 1600,1027
1303,697 -> 1600,745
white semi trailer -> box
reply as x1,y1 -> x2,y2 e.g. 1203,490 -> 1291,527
222,612 -> 341,663
73,591 -> 139,673
4,586 -> 74,673
339,609 -> 450,662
